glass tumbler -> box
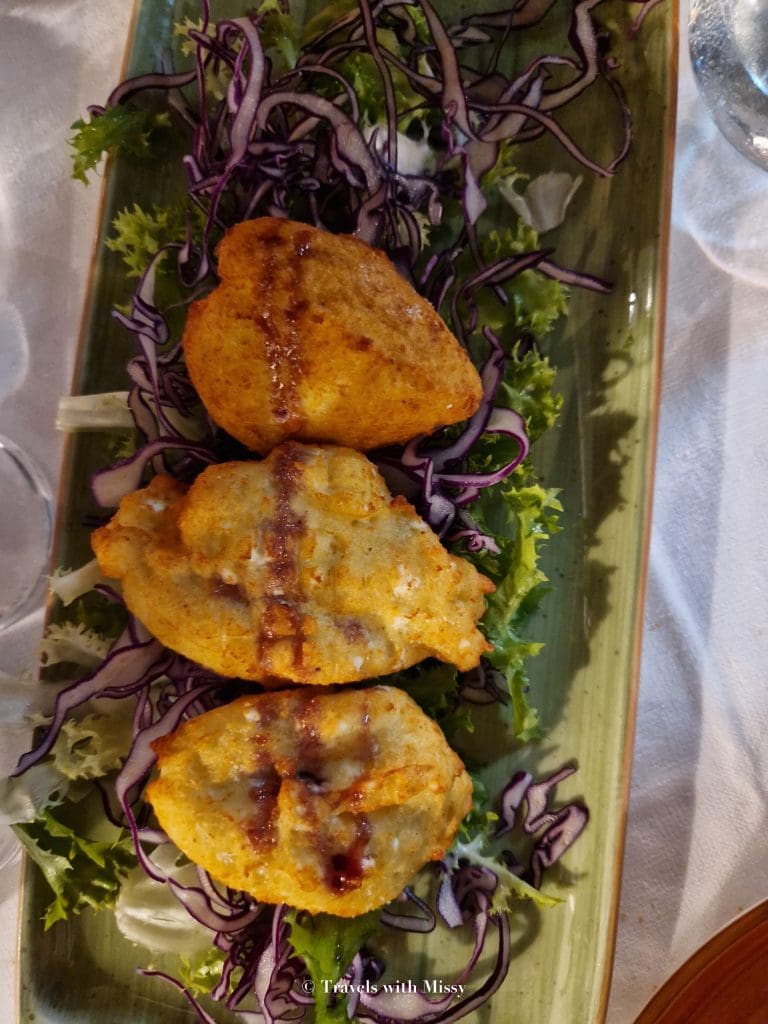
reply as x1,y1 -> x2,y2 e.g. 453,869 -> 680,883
0,435 -> 53,630
689,0 -> 768,170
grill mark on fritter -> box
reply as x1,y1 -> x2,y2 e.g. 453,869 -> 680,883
245,701 -> 282,849
258,443 -> 307,674
293,692 -> 331,871
245,764 -> 282,850
327,698 -> 374,893
326,816 -> 373,894
244,694 -> 377,866
251,700 -> 279,754
294,692 -> 325,792
287,693 -> 376,895
258,224 -> 312,430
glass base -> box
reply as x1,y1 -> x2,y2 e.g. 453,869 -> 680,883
0,436 -> 53,629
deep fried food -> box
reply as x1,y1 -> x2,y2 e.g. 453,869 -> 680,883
91,443 -> 493,684
182,217 -> 483,453
147,686 -> 473,916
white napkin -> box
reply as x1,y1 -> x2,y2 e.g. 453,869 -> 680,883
607,10 -> 768,1020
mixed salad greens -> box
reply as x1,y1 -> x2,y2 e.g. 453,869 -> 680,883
2,1 -> 663,1021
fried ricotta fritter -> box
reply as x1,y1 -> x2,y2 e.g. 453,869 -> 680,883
91,443 -> 493,684
147,686 -> 473,916
182,217 -> 483,453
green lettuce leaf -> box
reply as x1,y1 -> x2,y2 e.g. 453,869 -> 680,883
65,588 -> 128,641
0,763 -> 69,826
286,909 -> 380,1024
172,16 -> 204,58
481,223 -> 569,338
395,660 -> 458,717
176,2 -> 301,80
450,835 -> 560,911
40,620 -> 111,670
497,346 -> 562,444
465,478 -> 561,741
69,105 -> 171,185
304,5 -> 432,132
256,0 -> 302,71
458,773 -> 499,841
51,708 -> 134,781
179,946 -> 230,997
106,203 -> 202,278
302,0 -> 358,43
173,18 -> 233,100
453,345 -> 563,741
482,139 -> 526,192
13,810 -> 135,928
393,661 -> 473,740
336,48 -> 428,130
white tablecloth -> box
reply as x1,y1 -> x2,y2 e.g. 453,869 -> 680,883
1,2 -> 766,1021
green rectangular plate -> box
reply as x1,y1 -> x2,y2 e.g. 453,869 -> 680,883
18,2 -> 677,1022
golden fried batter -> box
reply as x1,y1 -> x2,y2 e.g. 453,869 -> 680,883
91,444 -> 492,684
147,686 -> 473,916
182,217 -> 483,453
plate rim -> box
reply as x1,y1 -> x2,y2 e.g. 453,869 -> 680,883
598,4 -> 680,1019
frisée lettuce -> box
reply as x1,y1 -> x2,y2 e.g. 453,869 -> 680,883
13,812 -> 134,929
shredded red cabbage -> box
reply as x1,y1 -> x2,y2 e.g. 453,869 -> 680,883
380,888 -> 436,933
93,0 -> 637,541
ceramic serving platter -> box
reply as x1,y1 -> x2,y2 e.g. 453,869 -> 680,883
17,2 -> 677,1021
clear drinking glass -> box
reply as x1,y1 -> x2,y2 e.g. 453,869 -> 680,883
0,437 -> 51,869
689,0 -> 768,170
0,435 -> 53,630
